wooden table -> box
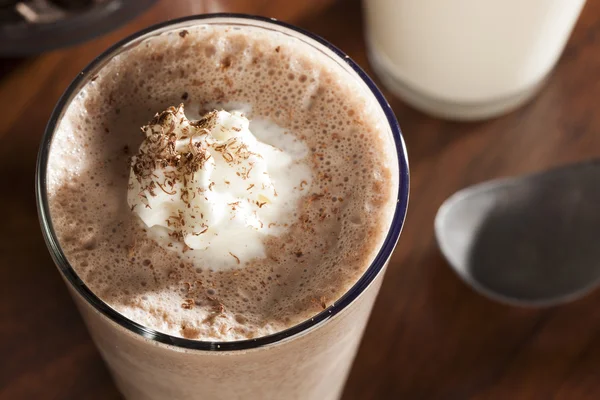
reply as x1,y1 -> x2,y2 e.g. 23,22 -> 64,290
1,1 -> 599,398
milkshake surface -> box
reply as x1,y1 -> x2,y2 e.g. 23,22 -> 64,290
47,24 -> 398,341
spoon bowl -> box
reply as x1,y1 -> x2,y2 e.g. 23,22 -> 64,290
435,160 -> 600,306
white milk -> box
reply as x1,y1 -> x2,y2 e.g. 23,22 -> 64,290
364,0 -> 586,120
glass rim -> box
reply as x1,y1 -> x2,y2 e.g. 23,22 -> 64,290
35,13 -> 410,352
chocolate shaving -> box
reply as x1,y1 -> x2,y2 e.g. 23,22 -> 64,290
181,298 -> 194,309
191,226 -> 209,236
229,252 -> 240,264
156,181 -> 177,195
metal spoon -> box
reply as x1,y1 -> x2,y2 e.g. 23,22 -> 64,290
435,160 -> 600,306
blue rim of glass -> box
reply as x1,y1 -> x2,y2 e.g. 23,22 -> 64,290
35,13 -> 410,352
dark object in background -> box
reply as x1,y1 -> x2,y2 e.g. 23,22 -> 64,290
0,0 -> 156,55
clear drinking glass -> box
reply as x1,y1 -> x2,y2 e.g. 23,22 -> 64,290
364,0 -> 586,121
36,14 -> 409,400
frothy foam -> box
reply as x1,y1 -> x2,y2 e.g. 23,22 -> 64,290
47,24 -> 398,341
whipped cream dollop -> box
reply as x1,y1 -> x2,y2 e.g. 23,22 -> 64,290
127,104 -> 311,269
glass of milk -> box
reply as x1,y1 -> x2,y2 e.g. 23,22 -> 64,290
364,0 -> 586,120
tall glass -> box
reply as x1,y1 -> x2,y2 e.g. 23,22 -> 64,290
364,0 -> 586,121
36,15 -> 409,400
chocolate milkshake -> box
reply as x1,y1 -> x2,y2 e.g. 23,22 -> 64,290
39,15 -> 408,400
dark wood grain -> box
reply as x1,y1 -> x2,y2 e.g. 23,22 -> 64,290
1,0 -> 599,399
